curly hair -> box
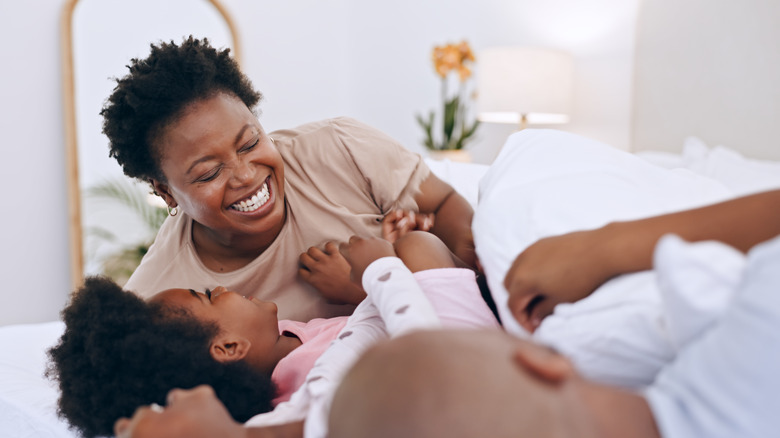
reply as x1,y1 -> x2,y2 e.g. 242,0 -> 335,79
47,277 -> 276,438
101,36 -> 262,182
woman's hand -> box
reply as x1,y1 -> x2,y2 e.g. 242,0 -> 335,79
114,386 -> 303,438
338,236 -> 397,284
381,210 -> 434,243
299,242 -> 366,305
504,229 -> 617,333
113,386 -> 245,438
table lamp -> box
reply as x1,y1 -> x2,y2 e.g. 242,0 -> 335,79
477,47 -> 574,130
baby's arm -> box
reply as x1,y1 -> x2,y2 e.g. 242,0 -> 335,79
339,235 -> 441,335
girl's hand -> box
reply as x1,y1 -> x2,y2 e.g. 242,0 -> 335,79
338,236 -> 397,284
299,242 -> 366,305
381,210 -> 434,243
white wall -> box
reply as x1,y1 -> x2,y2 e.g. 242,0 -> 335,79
0,0 -> 72,325
0,0 -> 639,325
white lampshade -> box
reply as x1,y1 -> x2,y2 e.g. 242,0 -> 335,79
477,47 -> 573,126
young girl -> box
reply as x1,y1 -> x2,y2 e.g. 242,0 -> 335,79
49,232 -> 499,438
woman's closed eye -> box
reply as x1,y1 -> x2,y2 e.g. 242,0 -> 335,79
239,137 -> 259,154
192,138 -> 258,183
194,166 -> 223,183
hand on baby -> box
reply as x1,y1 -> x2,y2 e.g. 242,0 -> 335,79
381,210 -> 434,243
299,242 -> 366,305
338,235 -> 396,285
113,386 -> 243,438
505,229 -> 614,333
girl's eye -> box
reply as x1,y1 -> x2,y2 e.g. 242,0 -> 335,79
205,289 -> 212,301
240,138 -> 260,153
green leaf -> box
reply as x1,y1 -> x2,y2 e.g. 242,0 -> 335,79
442,96 -> 460,147
416,111 -> 436,149
86,177 -> 167,236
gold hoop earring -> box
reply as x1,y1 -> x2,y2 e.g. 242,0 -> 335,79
167,206 -> 179,217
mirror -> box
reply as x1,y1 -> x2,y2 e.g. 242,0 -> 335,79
62,0 -> 241,288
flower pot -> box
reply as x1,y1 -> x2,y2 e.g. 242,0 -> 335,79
427,149 -> 472,163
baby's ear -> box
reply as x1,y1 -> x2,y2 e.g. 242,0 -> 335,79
209,336 -> 251,363
512,341 -> 574,385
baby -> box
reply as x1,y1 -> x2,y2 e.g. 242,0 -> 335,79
49,231 -> 499,438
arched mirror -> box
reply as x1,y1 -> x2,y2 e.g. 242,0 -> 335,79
62,0 -> 240,289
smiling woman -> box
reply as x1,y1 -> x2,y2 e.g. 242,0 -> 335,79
101,38 -> 476,322
62,0 -> 239,286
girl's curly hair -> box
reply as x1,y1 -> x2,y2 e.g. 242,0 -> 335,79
101,36 -> 262,182
47,277 -> 276,438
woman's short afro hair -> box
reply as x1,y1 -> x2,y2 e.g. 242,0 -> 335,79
47,277 -> 276,438
101,36 -> 262,182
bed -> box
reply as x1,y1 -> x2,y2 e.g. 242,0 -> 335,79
3,0 -> 780,436
4,141 -> 780,437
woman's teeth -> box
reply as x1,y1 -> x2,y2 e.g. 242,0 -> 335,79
231,182 -> 270,212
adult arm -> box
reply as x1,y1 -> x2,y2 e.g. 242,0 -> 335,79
114,386 -> 303,438
506,189 -> 780,332
414,172 -> 476,269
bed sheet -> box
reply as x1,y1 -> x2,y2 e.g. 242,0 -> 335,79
0,321 -> 75,438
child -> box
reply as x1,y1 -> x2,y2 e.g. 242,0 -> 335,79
49,231 -> 499,438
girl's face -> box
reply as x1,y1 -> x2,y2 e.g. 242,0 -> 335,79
150,286 -> 284,375
151,92 -> 285,247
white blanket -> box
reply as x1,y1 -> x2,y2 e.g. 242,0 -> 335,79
473,129 -> 736,388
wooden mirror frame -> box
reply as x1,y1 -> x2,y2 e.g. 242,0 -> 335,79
61,0 -> 241,289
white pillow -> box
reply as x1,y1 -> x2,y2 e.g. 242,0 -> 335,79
638,136 -> 780,196
683,137 -> 780,196
473,129 -> 733,387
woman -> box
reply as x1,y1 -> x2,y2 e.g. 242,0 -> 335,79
103,37 -> 474,321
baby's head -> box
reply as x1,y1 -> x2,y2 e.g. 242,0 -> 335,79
329,330 -> 656,438
48,277 -> 277,438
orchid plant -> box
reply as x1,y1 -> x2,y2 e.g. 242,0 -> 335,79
416,41 -> 480,151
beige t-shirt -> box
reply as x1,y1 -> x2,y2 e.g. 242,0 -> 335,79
124,117 -> 430,321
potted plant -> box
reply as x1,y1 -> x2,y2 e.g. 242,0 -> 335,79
416,40 -> 480,161
83,177 -> 167,285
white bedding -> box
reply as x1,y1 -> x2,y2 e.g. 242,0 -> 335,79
474,129 -> 780,388
3,131 -> 779,436
0,321 -> 74,438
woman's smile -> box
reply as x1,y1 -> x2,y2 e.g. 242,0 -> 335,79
229,175 -> 274,214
